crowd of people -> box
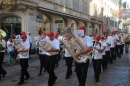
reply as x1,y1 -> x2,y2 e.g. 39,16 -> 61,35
0,24 -> 130,86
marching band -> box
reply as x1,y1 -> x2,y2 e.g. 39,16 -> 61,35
0,23 -> 130,86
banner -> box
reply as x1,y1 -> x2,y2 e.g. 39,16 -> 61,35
118,9 -> 130,19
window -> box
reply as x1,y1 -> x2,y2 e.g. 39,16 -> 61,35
115,22 -> 117,28
82,0 -> 87,14
59,0 -> 68,7
36,14 -> 51,32
73,0 -> 79,11
57,18 -> 66,32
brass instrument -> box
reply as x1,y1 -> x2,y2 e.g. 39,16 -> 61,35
61,26 -> 90,63
13,39 -> 28,56
38,39 -> 57,55
0,29 -> 6,51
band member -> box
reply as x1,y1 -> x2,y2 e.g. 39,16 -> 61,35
63,35 -> 73,79
117,35 -> 122,58
112,31 -> 119,60
91,35 -> 104,82
17,34 -> 30,85
125,36 -> 130,53
0,35 -> 7,80
27,32 -> 32,58
110,32 -> 116,63
54,31 -> 63,67
104,32 -> 111,68
38,32 -> 47,76
121,33 -> 125,55
45,32 -> 60,86
74,26 -> 92,86
100,36 -> 107,71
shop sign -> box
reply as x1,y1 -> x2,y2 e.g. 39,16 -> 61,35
55,20 -> 62,23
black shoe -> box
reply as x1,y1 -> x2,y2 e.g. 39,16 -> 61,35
48,84 -> 53,86
2,72 -> 7,78
38,73 -> 42,76
65,76 -> 69,79
53,77 -> 57,84
18,82 -> 24,85
24,76 -> 30,80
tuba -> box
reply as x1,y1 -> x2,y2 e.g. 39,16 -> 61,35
38,38 -> 57,55
61,26 -> 90,63
13,38 -> 28,56
0,29 -> 6,50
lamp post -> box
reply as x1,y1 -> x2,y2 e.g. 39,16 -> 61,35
0,0 -> 16,12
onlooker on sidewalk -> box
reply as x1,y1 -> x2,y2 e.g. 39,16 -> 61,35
7,37 -> 16,65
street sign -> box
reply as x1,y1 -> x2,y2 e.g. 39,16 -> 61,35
55,20 -> 62,23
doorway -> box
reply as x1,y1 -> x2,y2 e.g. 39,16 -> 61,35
2,16 -> 21,37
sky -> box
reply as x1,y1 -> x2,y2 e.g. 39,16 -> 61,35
122,0 -> 130,2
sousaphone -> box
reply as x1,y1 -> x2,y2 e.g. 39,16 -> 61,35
0,29 -> 6,50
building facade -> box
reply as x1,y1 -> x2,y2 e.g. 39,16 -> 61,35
0,0 -> 104,48
103,0 -> 119,33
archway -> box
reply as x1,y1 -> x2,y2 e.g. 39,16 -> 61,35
1,16 -> 21,37
36,14 -> 51,32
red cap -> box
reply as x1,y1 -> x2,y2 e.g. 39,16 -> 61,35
95,35 -> 100,40
94,34 -> 96,38
118,35 -> 121,38
21,31 -> 26,35
41,32 -> 46,36
56,32 -> 60,35
21,34 -> 27,39
54,35 -> 58,39
78,26 -> 86,30
48,32 -> 54,36
100,36 -> 104,39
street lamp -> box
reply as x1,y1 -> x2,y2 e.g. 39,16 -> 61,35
0,0 -> 16,12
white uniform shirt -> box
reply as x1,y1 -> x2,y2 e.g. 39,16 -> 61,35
39,39 -> 46,55
27,35 -> 32,43
0,39 -> 6,52
46,39 -> 60,56
64,48 -> 72,57
105,36 -> 111,51
80,36 -> 93,47
7,41 -> 14,52
121,36 -> 125,44
19,40 -> 30,59
100,40 -> 106,55
92,43 -> 104,59
110,36 -> 116,48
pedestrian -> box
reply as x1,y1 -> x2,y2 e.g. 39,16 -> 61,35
45,32 -> 60,86
7,37 -> 15,65
17,34 -> 30,85
74,26 -> 93,86
27,32 -> 32,58
0,34 -> 7,80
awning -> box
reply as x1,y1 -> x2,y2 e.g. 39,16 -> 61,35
102,24 -> 107,32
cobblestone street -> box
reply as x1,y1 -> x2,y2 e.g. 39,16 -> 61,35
0,53 -> 130,86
